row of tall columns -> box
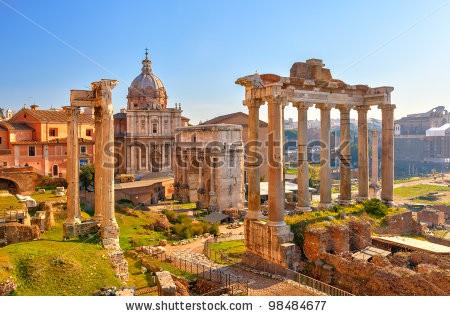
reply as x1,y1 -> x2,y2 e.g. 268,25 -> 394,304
244,97 -> 395,216
65,107 -> 81,224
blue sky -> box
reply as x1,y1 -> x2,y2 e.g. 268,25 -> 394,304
1,0 -> 449,123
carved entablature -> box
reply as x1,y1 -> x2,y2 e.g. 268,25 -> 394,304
236,59 -> 394,108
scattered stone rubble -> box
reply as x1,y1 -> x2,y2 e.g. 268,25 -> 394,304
0,277 -> 17,296
93,286 -> 135,296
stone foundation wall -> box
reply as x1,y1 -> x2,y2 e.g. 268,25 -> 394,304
375,211 -> 422,235
3,223 -> 40,245
310,252 -> 450,295
417,210 -> 445,226
303,220 -> 371,261
243,219 -> 301,270
156,271 -> 177,296
63,220 -> 99,239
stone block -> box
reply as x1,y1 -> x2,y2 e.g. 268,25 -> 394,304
156,271 -> 176,296
63,220 -> 99,239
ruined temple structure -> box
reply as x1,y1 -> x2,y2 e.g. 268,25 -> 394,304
173,124 -> 245,212
62,79 -> 128,280
236,58 -> 395,270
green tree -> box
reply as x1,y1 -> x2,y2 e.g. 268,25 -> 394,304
79,164 -> 95,190
308,164 -> 320,188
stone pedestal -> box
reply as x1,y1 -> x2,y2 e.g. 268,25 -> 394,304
243,219 -> 301,271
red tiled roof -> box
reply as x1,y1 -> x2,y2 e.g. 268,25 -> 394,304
201,112 -> 268,127
0,121 -> 34,131
10,108 -> 94,124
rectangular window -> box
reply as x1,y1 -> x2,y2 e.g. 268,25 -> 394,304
0,137 -> 2,144
49,128 -> 58,137
86,129 -> 92,137
28,146 -> 36,156
80,145 -> 87,154
152,123 -> 158,134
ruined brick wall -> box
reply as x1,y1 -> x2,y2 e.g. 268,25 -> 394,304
315,252 -> 450,295
3,223 -> 40,245
377,211 -> 422,235
417,210 -> 445,226
303,220 -> 369,261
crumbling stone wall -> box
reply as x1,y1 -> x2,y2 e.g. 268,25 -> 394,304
3,223 -> 40,245
417,210 -> 445,226
376,211 -> 421,235
63,220 -> 99,239
312,252 -> 450,295
0,278 -> 17,296
303,220 -> 370,261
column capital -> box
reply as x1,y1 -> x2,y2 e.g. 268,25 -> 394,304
243,98 -> 264,108
292,101 -> 313,110
335,104 -> 353,113
315,103 -> 334,111
378,103 -> 396,111
355,105 -> 371,112
64,106 -> 80,119
265,95 -> 285,106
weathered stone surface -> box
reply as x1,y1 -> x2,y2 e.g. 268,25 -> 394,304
417,209 -> 445,227
349,219 -> 371,251
3,223 -> 40,245
329,225 -> 350,254
303,227 -> 328,261
63,220 -> 99,239
108,249 -> 129,281
243,220 -> 301,270
0,278 -> 17,296
375,211 -> 421,235
156,271 -> 177,296
43,202 -> 55,230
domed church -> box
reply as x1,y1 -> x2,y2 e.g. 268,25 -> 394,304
114,50 -> 190,175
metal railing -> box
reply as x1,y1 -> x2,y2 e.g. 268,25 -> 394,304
154,252 -> 248,295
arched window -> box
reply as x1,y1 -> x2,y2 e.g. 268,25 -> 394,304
52,165 -> 59,176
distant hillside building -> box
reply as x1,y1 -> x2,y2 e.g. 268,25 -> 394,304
201,111 -> 269,181
395,106 -> 450,176
0,106 -> 94,177
114,51 -> 189,175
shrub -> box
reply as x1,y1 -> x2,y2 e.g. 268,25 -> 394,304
210,224 -> 220,236
363,198 -> 388,217
162,210 -> 178,223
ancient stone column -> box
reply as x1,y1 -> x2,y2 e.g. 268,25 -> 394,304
356,105 -> 370,201
267,96 -> 286,226
208,156 -> 218,212
379,104 -> 396,205
244,98 -> 264,220
371,130 -> 379,188
99,80 -> 120,247
316,103 -> 334,209
93,106 -> 103,223
65,106 -> 81,224
293,102 -> 311,211
336,104 -> 352,205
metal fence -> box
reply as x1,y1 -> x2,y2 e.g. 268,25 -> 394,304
154,252 -> 248,295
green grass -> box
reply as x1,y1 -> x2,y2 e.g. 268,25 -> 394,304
207,240 -> 246,265
0,220 -> 122,295
285,168 -> 298,175
115,207 -> 172,250
394,184 -> 450,199
30,191 -> 67,203
125,253 -> 157,291
0,194 -> 24,211
394,177 -> 422,184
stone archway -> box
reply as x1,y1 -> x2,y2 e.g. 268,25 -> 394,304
0,178 -> 19,194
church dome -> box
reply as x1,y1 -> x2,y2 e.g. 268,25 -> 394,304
127,50 -> 167,110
